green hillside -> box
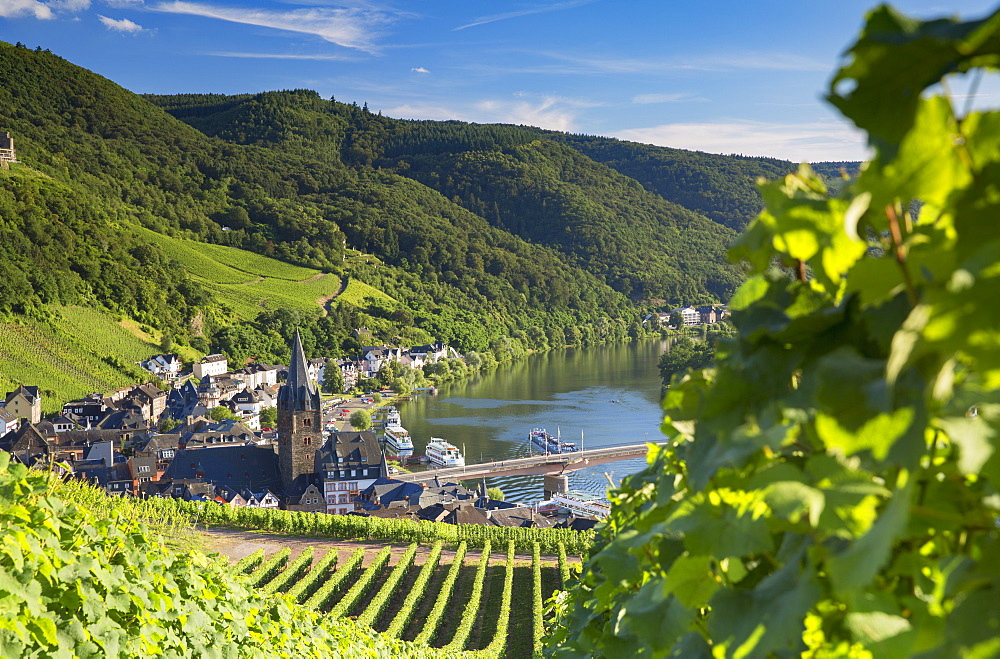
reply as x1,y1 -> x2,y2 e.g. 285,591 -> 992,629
152,91 -> 746,301
0,40 -> 799,403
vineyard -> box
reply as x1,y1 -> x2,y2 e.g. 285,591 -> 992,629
168,496 -> 594,555
0,305 -> 157,413
227,539 -> 567,658
136,227 -> 342,321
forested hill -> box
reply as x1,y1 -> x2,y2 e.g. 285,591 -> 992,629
0,41 -> 847,367
148,90 -> 748,301
0,42 -> 632,356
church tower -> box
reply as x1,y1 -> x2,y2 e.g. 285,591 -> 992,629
277,329 -> 321,494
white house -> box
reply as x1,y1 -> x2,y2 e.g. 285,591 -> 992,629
193,354 -> 228,380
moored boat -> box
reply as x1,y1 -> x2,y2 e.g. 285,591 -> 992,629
384,424 -> 414,450
426,437 -> 465,467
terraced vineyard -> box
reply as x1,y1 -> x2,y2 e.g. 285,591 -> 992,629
0,306 -> 156,413
136,227 -> 341,321
230,541 -> 568,658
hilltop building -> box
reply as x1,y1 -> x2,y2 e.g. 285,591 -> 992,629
0,132 -> 16,165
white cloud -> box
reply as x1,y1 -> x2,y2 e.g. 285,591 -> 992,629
632,93 -> 705,105
50,0 -> 89,9
411,66 -> 429,73
152,1 -> 393,52
0,0 -> 54,18
385,95 -> 577,132
456,0 -> 596,31
98,13 -> 143,30
614,119 -> 870,163
104,0 -> 143,6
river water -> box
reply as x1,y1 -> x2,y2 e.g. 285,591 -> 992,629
394,339 -> 669,503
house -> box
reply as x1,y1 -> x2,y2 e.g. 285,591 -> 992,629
697,305 -> 718,325
62,393 -> 111,428
666,306 -> 701,328
0,132 -> 17,163
216,485 -> 249,507
231,363 -> 279,389
409,341 -> 450,364
118,383 -> 168,421
129,455 -> 157,488
0,408 -> 18,436
164,380 -> 205,421
0,423 -> 51,465
141,354 -> 181,381
316,431 -> 386,514
243,488 -> 281,509
51,415 -> 77,433
228,388 -> 262,430
161,444 -> 282,494
285,479 -> 326,513
3,385 -> 41,424
193,354 -> 228,379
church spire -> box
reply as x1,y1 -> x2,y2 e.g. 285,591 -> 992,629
278,329 -> 319,412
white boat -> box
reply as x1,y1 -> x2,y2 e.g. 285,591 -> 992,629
386,407 -> 401,426
426,437 -> 465,467
384,424 -> 414,450
529,427 -> 578,453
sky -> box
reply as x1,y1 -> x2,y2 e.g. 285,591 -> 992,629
1,0 -> 998,162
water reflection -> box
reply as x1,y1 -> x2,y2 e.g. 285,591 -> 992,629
394,340 -> 668,503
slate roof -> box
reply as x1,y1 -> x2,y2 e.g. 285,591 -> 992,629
316,431 -> 384,470
162,444 -> 282,493
277,329 -> 320,412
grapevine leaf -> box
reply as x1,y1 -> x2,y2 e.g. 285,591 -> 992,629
707,549 -> 820,658
827,483 -> 912,594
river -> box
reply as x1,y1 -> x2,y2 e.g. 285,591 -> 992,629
393,339 -> 669,503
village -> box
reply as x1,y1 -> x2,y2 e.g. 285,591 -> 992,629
0,331 -> 600,533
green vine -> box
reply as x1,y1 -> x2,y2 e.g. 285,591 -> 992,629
547,5 -> 1000,657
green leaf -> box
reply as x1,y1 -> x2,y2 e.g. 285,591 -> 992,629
827,483 -> 912,594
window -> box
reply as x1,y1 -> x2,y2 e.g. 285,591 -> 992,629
303,418 -> 312,427
338,494 -> 349,504
337,482 -> 348,491
327,495 -> 336,504
304,436 -> 312,446
138,465 -> 150,473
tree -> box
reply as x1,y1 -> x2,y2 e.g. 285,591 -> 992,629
322,363 -> 345,394
158,416 -> 181,433
668,310 -> 683,329
349,409 -> 371,431
209,406 -> 240,422
549,7 -> 1000,658
656,337 -> 714,385
259,406 -> 277,428
486,487 -> 505,501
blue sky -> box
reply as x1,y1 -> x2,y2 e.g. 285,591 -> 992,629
2,0 -> 997,162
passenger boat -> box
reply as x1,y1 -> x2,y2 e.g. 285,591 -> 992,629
528,428 -> 578,453
426,437 -> 465,467
386,407 -> 401,426
384,424 -> 414,450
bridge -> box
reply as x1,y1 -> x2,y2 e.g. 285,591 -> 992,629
390,441 -> 665,485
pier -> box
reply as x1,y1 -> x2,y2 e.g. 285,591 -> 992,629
390,441 -> 665,484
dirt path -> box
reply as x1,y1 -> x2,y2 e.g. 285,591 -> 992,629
315,274 -> 347,316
